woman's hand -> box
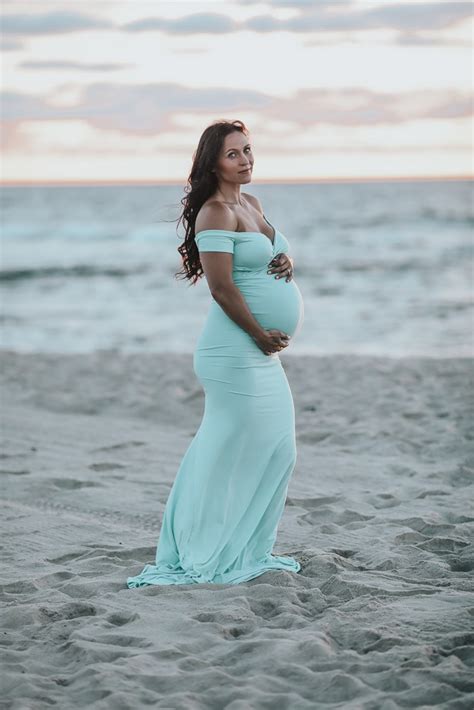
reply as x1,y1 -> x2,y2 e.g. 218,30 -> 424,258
267,253 -> 294,282
253,329 -> 290,356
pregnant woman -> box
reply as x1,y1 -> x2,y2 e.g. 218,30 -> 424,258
127,119 -> 304,587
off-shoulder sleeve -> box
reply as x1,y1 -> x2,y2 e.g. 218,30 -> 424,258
195,230 -> 235,254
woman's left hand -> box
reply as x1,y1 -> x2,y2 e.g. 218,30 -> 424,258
267,253 -> 294,282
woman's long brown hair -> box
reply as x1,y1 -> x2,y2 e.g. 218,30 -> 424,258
175,119 -> 249,285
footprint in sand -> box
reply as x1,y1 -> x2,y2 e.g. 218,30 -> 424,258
48,478 -> 102,490
368,492 -> 401,509
106,611 -> 140,626
37,601 -> 97,623
89,441 -> 145,453
287,496 -> 340,508
0,468 -> 30,475
89,462 -> 126,471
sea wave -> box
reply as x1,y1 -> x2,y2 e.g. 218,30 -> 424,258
0,264 -> 149,282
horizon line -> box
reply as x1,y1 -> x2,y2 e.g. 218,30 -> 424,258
1,174 -> 472,188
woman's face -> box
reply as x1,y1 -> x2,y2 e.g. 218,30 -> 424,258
214,132 -> 254,183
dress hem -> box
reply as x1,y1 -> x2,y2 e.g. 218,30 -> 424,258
126,554 -> 301,588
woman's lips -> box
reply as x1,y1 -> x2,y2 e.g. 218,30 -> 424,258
239,167 -> 252,173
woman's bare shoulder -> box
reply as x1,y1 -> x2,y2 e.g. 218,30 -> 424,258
242,192 -> 263,214
195,200 -> 238,233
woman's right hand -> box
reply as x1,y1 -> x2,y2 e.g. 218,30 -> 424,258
253,329 -> 290,356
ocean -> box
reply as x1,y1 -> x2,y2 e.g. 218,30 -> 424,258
1,180 -> 472,357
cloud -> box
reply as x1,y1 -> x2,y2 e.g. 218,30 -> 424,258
0,38 -> 24,51
396,33 -> 473,48
2,84 -> 472,140
1,10 -> 112,35
0,121 -> 32,152
272,88 -> 474,126
1,84 -> 271,135
240,0 -> 354,6
124,12 -> 237,34
2,3 -> 472,41
19,60 -> 131,72
426,95 -> 474,119
246,2 -> 473,33
362,2 -> 473,32
120,2 -> 473,36
1,91 -> 53,121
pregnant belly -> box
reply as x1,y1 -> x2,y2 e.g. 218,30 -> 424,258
235,273 -> 304,338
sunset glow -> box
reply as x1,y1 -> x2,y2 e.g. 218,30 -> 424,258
1,0 -> 473,183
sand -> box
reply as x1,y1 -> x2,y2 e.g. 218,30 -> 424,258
1,350 -> 473,709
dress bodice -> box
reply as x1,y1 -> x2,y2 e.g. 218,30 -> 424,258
195,219 -> 303,339
195,216 -> 289,273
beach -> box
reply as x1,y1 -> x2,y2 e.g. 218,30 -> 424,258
1,349 -> 473,709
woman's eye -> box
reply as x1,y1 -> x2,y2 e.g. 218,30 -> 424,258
228,147 -> 251,158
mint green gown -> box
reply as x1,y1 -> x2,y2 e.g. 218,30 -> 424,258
127,216 -> 304,587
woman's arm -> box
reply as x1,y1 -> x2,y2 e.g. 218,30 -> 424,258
196,201 -> 267,341
211,280 -> 267,340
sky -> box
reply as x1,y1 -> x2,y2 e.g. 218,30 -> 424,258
1,0 -> 473,183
